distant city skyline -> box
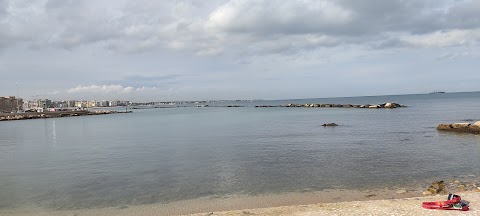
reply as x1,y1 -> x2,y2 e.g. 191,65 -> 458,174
1,0 -> 480,101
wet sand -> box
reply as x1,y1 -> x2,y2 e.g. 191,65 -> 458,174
1,189 -> 477,216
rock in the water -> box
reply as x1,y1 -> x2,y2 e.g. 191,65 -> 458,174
322,123 -> 338,127
384,102 -> 397,108
437,122 -> 480,134
452,123 -> 471,129
472,121 -> 480,128
424,181 -> 447,195
368,105 -> 380,108
437,124 -> 452,130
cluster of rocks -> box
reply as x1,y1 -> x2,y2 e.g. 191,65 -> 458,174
423,179 -> 480,195
422,181 -> 447,195
437,121 -> 480,134
255,102 -> 406,108
217,105 -> 244,108
0,110 -> 128,121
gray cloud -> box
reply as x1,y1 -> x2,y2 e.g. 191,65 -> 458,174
2,0 -> 480,100
103,74 -> 189,88
1,0 -> 479,55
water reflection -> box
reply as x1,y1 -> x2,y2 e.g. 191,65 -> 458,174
53,120 -> 57,145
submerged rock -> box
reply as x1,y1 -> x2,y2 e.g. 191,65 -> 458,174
322,123 -> 338,127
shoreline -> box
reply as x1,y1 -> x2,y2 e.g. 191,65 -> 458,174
188,192 -> 478,216
0,110 -> 131,121
1,187 -> 478,216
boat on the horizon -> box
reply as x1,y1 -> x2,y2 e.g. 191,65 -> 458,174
429,91 -> 446,94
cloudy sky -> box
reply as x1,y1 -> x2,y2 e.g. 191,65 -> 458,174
1,0 -> 480,101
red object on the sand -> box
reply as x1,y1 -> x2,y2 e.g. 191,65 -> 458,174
422,195 -> 469,211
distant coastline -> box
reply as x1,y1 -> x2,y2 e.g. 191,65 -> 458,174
0,110 -> 131,121
429,91 -> 446,94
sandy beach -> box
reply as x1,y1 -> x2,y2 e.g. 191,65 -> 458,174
1,190 -> 477,216
188,192 -> 479,216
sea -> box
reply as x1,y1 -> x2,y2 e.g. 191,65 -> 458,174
1,92 -> 480,214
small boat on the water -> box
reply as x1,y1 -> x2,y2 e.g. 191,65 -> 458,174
429,91 -> 446,94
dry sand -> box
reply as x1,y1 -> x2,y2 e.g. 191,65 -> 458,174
189,192 -> 479,216
1,191 -> 477,216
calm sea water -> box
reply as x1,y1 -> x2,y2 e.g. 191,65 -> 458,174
1,92 -> 480,210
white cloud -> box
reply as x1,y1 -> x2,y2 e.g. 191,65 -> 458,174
206,0 -> 353,34
62,85 -> 169,101
66,85 -> 138,94
436,52 -> 476,60
195,47 -> 223,56
399,29 -> 480,48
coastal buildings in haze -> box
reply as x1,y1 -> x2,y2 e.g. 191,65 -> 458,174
0,96 -> 23,113
0,98 -> 132,113
24,99 -> 131,111
1,96 -> 259,113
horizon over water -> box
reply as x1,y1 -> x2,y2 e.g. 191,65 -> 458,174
187,90 -> 480,103
1,92 -> 480,214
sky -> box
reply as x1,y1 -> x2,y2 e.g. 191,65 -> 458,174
1,0 -> 480,102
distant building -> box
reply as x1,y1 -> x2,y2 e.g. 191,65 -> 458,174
27,100 -> 39,110
97,100 -> 110,107
66,100 -> 76,108
87,101 -> 96,108
52,101 -> 68,108
75,101 -> 86,108
110,100 -> 130,106
26,99 -> 52,111
38,99 -> 52,108
0,96 -> 23,113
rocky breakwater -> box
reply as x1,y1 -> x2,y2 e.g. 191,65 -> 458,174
437,121 -> 480,134
255,102 -> 406,109
0,110 -> 129,121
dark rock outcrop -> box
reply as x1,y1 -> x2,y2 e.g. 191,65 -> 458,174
322,123 -> 338,127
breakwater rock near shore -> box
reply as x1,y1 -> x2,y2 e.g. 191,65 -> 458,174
256,102 -> 406,108
0,110 -> 130,121
437,121 -> 480,134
